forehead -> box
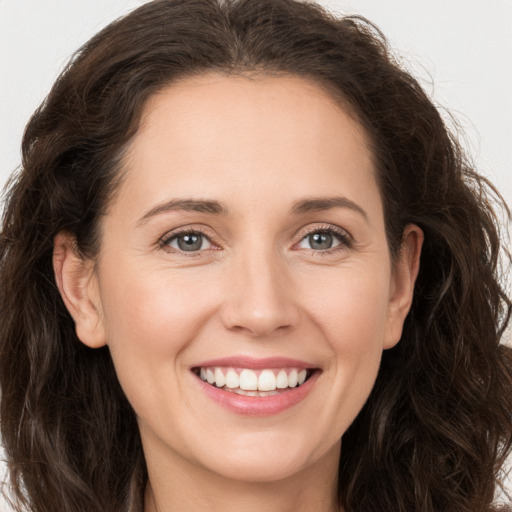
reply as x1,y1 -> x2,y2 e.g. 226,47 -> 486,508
115,73 -> 379,219
138,72 -> 369,154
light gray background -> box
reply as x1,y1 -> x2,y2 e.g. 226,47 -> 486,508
1,0 -> 511,509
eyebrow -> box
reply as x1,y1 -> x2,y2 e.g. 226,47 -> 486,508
137,199 -> 227,226
137,195 -> 368,226
291,196 -> 368,221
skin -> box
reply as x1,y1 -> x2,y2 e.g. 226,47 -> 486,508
54,73 -> 422,512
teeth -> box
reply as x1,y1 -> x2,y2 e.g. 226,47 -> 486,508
197,366 -> 313,392
276,369 -> 288,389
214,367 -> 226,388
225,369 -> 239,389
288,369 -> 298,388
232,388 -> 280,397
258,369 -> 276,391
239,369 -> 258,390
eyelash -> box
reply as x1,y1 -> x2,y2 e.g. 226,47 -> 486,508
159,224 -> 352,256
295,224 -> 353,255
159,228 -> 219,256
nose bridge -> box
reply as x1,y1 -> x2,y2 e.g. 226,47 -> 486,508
221,242 -> 298,336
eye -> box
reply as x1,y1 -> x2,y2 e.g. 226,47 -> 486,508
296,228 -> 349,251
164,231 -> 213,252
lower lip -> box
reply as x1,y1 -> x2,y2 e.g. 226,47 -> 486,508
193,371 -> 320,416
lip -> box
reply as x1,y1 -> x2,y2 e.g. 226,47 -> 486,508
191,357 -> 321,416
193,356 -> 319,370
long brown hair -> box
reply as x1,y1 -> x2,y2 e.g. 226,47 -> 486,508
1,1 -> 511,511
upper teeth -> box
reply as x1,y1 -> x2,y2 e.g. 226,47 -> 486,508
198,367 -> 309,391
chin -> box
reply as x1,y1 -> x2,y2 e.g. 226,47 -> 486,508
193,433 -> 337,484
203,454 -> 308,484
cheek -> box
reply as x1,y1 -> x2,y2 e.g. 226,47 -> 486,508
301,264 -> 391,350
303,266 -> 389,391
98,268 -> 219,418
285,266 -> 391,449
100,267 -> 218,353
97,269 -> 222,415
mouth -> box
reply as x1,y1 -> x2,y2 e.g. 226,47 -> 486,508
191,357 -> 321,415
191,366 -> 318,397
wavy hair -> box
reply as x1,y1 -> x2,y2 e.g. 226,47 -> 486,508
1,1 -> 511,511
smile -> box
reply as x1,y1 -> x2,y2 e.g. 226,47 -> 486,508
194,366 -> 313,396
191,357 -> 321,415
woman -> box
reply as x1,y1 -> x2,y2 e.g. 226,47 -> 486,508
1,0 -> 511,511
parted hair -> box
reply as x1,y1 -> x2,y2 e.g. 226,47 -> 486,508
1,1 -> 511,511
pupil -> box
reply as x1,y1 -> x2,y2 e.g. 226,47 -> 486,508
310,232 -> 332,250
178,234 -> 202,251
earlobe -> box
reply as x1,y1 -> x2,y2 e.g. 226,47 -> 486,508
53,232 -> 107,348
384,224 -> 424,349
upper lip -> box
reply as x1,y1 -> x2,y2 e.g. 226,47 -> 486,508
192,356 -> 319,370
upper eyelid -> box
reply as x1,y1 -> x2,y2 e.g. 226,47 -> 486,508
160,224 -> 218,242
160,223 -> 349,237
158,224 -> 218,252
296,223 -> 352,241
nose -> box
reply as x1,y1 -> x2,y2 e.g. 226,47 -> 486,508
220,250 -> 300,337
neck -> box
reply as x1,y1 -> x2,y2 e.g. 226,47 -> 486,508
143,442 -> 342,512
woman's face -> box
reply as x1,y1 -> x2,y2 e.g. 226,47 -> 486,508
56,74 -> 421,485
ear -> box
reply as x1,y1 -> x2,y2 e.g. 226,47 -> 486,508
53,232 -> 107,348
384,224 -> 424,349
